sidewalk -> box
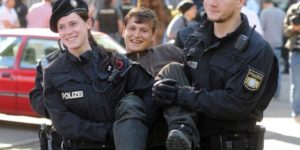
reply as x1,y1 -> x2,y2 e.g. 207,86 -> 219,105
259,74 -> 300,150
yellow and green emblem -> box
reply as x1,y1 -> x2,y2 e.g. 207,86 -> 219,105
244,69 -> 264,91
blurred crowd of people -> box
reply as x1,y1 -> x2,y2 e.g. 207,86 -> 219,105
0,0 -> 292,44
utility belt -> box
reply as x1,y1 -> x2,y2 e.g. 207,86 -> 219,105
62,139 -> 114,150
39,124 -> 63,150
201,125 -> 265,150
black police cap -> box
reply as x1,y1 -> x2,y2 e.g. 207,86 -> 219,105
50,0 -> 89,32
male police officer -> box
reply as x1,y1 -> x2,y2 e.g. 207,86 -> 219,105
153,0 -> 278,150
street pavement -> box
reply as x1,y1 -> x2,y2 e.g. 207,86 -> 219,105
259,73 -> 300,150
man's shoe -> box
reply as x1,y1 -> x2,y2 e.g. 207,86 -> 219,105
166,129 -> 192,150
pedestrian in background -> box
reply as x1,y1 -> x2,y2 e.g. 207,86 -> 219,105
94,0 -> 123,42
283,1 -> 300,123
245,0 -> 261,15
43,0 -> 154,149
153,0 -> 278,150
174,22 -> 199,49
260,0 -> 285,98
14,0 -> 27,28
26,0 -> 52,28
119,0 -> 135,18
141,0 -> 172,45
241,4 -> 264,35
281,0 -> 299,74
166,0 -> 198,43
0,0 -> 20,29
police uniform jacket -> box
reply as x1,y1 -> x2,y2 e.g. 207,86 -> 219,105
179,14 -> 278,137
43,45 -> 153,142
29,49 -> 62,118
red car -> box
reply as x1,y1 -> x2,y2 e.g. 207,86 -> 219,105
0,28 -> 126,118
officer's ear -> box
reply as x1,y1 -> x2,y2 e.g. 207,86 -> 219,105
87,17 -> 93,30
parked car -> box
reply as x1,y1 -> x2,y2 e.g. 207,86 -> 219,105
0,28 -> 126,117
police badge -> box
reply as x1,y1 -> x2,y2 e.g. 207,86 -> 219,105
244,68 -> 264,91
70,0 -> 78,8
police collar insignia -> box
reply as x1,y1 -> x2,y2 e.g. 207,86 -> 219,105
70,0 -> 78,8
244,68 -> 264,91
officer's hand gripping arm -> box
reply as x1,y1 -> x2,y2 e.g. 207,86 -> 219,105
152,79 -> 180,105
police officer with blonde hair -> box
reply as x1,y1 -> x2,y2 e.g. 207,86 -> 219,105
153,0 -> 278,149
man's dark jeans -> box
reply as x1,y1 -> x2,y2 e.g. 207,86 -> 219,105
156,62 -> 200,148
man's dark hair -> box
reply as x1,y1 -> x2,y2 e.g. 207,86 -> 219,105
124,7 -> 158,33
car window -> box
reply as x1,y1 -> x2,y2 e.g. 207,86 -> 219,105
20,38 -> 59,69
0,36 -> 22,68
94,35 -> 126,54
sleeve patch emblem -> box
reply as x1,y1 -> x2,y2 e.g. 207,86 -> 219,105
244,69 -> 264,91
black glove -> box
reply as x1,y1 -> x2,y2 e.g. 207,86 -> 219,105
152,79 -> 180,105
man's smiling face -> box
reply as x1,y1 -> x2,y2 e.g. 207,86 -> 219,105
123,17 -> 155,53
